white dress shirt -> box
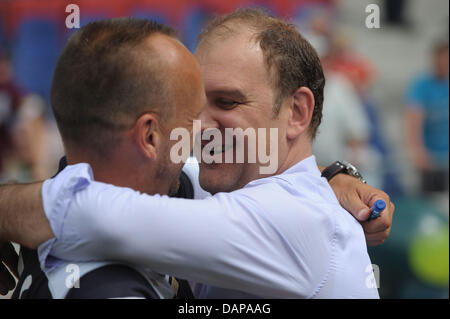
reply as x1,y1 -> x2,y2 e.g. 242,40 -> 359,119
38,155 -> 379,298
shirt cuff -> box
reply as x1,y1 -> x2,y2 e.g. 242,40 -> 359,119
37,163 -> 94,274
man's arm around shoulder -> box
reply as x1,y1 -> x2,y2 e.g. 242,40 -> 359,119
0,182 -> 52,249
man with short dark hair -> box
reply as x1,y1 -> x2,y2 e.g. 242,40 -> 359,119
0,11 -> 394,298
8,17 -> 204,299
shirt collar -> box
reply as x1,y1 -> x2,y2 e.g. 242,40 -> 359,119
245,155 -> 320,188
279,155 -> 320,177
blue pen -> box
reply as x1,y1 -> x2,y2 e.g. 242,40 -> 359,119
369,199 -> 386,220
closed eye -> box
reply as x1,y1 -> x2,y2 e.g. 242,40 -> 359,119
215,98 -> 240,110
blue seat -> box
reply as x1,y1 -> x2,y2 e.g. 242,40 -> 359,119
182,7 -> 211,52
12,19 -> 59,106
80,14 -> 109,27
129,10 -> 169,25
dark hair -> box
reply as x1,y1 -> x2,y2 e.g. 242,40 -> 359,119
51,17 -> 177,155
197,8 -> 325,138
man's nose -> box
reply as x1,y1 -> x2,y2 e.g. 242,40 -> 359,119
198,105 -> 220,131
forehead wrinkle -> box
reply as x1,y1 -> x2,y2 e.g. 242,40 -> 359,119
207,89 -> 248,101
203,65 -> 271,107
198,30 -> 276,109
198,21 -> 279,92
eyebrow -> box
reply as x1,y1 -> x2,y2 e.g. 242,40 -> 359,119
206,89 -> 248,101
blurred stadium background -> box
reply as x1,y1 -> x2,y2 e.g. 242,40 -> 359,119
0,0 -> 448,299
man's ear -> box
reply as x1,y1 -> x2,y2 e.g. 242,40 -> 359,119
286,86 -> 315,140
133,113 -> 161,160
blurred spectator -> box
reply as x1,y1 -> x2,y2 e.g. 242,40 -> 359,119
0,49 -> 22,177
313,72 -> 370,169
319,29 -> 401,189
405,40 -> 449,193
11,94 -> 52,181
305,24 -> 370,169
308,25 -> 388,187
295,9 -> 333,58
0,49 -> 56,182
322,30 -> 375,94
